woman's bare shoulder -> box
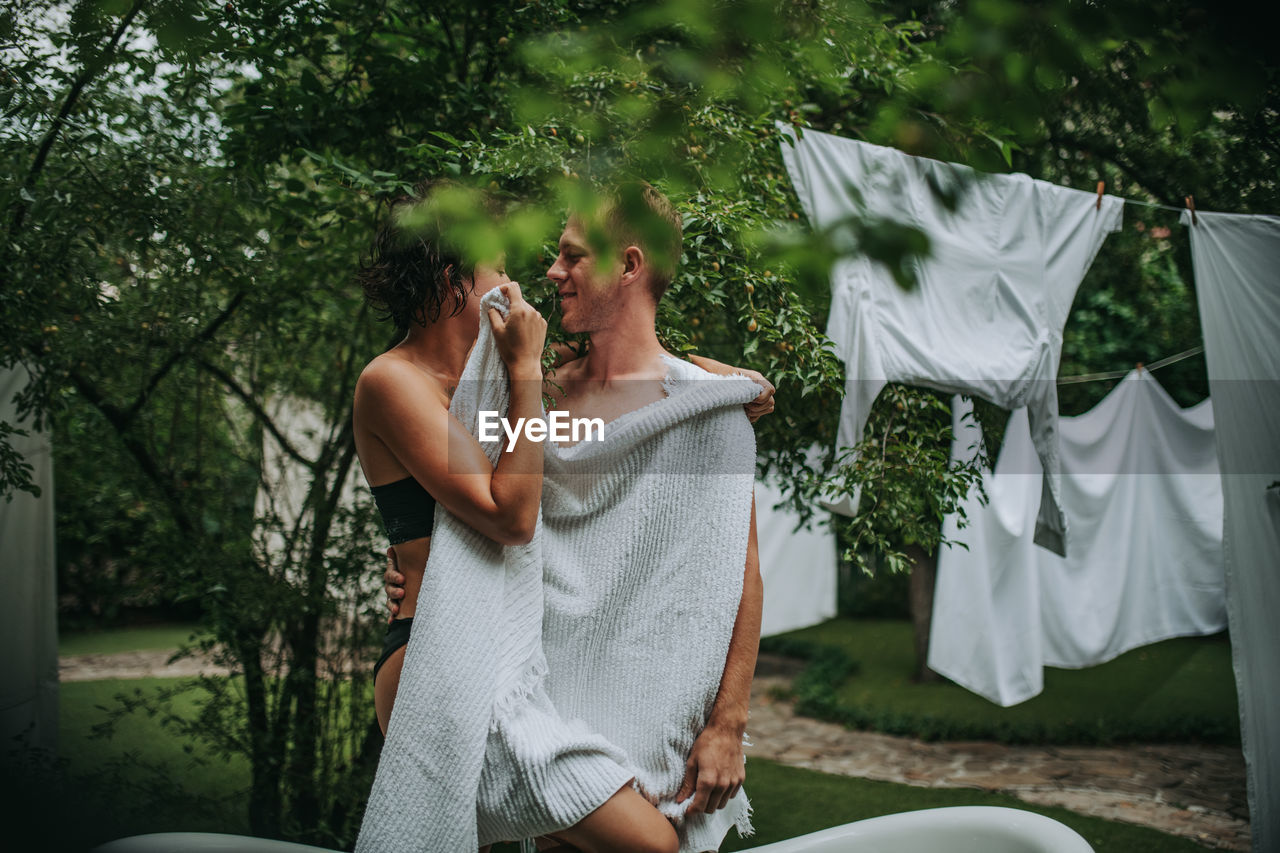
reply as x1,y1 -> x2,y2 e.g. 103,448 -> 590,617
355,353 -> 448,413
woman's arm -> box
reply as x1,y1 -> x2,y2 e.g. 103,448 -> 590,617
688,354 -> 776,422
355,284 -> 548,545
547,339 -> 588,369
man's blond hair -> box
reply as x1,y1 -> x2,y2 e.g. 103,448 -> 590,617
587,181 -> 683,302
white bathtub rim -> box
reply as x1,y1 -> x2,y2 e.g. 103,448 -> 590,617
741,805 -> 1094,852
90,831 -> 345,853
90,806 -> 1094,853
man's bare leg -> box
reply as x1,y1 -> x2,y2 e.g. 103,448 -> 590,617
539,781 -> 678,853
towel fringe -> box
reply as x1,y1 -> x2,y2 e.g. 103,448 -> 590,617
733,799 -> 755,838
490,653 -> 550,731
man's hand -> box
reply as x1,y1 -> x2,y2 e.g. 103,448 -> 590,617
384,547 -> 406,622
674,723 -> 746,815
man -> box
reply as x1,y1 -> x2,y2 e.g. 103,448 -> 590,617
382,182 -> 765,852
539,182 -> 762,850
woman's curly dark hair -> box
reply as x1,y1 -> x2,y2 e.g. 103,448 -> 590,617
357,180 -> 476,331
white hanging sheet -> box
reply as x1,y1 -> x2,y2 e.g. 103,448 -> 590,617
0,365 -> 59,756
755,476 -> 837,637
929,370 -> 1226,707
778,125 -> 1123,555
1183,210 -> 1280,853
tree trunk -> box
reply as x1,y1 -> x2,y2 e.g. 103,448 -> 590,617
907,543 -> 942,683
288,433 -> 358,840
239,632 -> 284,836
327,718 -> 385,841
287,614 -> 322,837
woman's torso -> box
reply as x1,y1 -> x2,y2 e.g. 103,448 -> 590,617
354,350 -> 454,619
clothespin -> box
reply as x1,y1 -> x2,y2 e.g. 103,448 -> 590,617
1185,195 -> 1198,226
1095,181 -> 1105,211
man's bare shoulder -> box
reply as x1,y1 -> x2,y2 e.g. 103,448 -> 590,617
660,351 -> 721,382
546,356 -> 589,382
543,356 -> 587,407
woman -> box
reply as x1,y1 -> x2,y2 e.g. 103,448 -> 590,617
355,184 -> 774,853
352,184 -> 547,740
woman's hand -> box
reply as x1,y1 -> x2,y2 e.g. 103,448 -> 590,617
489,282 -> 547,379
688,355 -> 776,423
739,368 -> 776,423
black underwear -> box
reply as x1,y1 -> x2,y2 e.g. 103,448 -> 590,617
370,476 -> 436,544
374,616 -> 414,680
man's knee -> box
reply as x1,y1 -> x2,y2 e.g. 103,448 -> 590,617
588,821 -> 677,853
631,824 -> 679,853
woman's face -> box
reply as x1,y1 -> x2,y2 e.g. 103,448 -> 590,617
470,259 -> 510,297
456,258 -> 511,333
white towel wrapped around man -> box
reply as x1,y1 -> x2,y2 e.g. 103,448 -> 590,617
357,286 -> 760,853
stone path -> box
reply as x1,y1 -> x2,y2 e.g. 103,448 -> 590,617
747,657 -> 1250,852
60,650 -> 1250,850
60,648 -> 230,682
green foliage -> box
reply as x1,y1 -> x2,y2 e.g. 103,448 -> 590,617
3,0 -> 1274,844
1,676 -> 251,852
0,420 -> 38,500
1060,211 -> 1208,413
4,2 -> 391,837
823,387 -> 989,573
835,550 -> 912,618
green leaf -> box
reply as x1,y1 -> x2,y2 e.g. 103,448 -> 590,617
431,130 -> 465,147
95,0 -> 132,16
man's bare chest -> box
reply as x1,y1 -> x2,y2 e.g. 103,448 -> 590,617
549,378 -> 669,427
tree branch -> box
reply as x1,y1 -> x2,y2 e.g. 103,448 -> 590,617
458,6 -> 475,86
420,1 -> 460,75
121,290 -> 248,424
305,415 -> 357,590
65,366 -> 197,536
10,0 -> 149,237
323,301 -> 370,423
196,356 -> 316,469
1046,127 -> 1186,208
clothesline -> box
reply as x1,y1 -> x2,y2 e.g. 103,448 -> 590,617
1121,197 -> 1188,215
1052,192 -> 1205,385
1057,345 -> 1205,385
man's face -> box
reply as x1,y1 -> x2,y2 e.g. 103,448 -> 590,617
546,217 -> 622,334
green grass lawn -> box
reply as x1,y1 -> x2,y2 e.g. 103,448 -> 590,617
58,678 -> 251,809
59,623 -> 210,657
1,678 -> 252,852
764,618 -> 1240,745
10,676 -> 1211,852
